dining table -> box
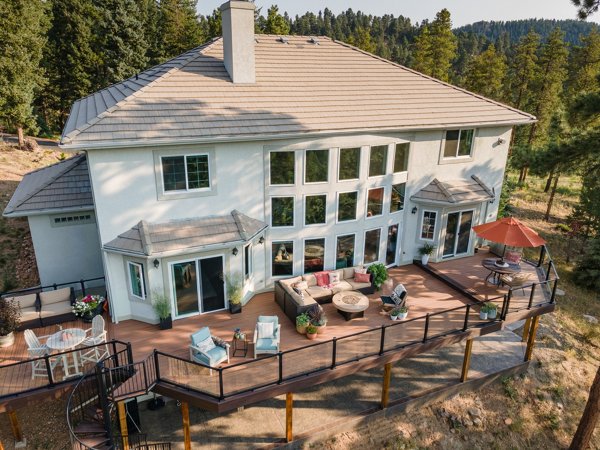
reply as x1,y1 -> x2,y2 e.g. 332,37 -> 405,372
46,328 -> 87,378
481,257 -> 521,285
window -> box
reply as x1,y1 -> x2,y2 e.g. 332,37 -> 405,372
337,191 -> 357,222
162,154 -> 209,192
271,197 -> 294,227
305,195 -> 326,225
421,211 -> 437,240
127,262 -> 146,300
386,224 -> 399,266
443,129 -> 474,158
369,145 -> 387,177
339,147 -> 360,180
366,187 -> 384,218
244,244 -> 252,279
305,149 -> 329,183
52,214 -> 94,227
364,229 -> 381,264
270,151 -> 295,185
272,241 -> 293,276
394,143 -> 409,172
336,234 -> 355,269
304,238 -> 325,273
390,183 -> 406,213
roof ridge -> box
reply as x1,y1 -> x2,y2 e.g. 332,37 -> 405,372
471,174 -> 494,197
433,178 -> 455,203
11,154 -> 87,211
61,38 -> 222,144
231,209 -> 248,240
138,220 -> 153,256
331,39 -> 536,123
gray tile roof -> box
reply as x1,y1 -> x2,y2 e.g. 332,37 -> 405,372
411,175 -> 494,205
104,210 -> 267,256
60,35 -> 535,148
3,154 -> 93,217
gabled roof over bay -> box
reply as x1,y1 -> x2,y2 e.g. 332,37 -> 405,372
61,35 -> 535,149
411,175 -> 494,205
103,210 -> 267,256
3,154 -> 93,217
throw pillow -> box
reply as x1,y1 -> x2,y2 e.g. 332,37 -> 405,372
329,271 -> 341,285
354,272 -> 371,283
295,280 -> 308,290
292,283 -> 305,299
314,271 -> 330,287
257,322 -> 274,339
197,336 -> 216,354
354,267 -> 367,275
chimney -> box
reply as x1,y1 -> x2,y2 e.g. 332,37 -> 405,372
220,1 -> 256,84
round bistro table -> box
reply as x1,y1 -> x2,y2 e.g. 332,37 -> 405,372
46,328 -> 86,378
332,291 -> 369,321
481,258 -> 521,285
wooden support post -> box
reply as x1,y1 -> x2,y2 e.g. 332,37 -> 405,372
0,438 -> 5,450
460,339 -> 474,382
522,317 -> 532,342
182,401 -> 191,450
8,411 -> 23,443
524,316 -> 540,362
285,392 -> 293,443
381,363 -> 393,409
117,401 -> 129,450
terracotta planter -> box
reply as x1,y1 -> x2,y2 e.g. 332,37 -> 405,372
315,324 -> 326,334
0,332 -> 14,348
306,333 -> 317,340
296,324 -> 307,335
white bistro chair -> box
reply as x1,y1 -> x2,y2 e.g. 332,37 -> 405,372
79,315 -> 110,363
24,329 -> 61,379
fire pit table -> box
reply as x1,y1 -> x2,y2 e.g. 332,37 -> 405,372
332,291 -> 370,321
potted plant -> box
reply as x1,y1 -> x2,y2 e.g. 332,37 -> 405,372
479,304 -> 489,320
306,324 -> 318,340
308,304 -> 327,333
226,273 -> 243,314
418,243 -> 436,265
296,313 -> 310,334
152,291 -> 172,330
397,305 -> 409,320
486,302 -> 498,319
0,298 -> 21,348
72,294 -> 104,323
390,307 -> 401,321
367,263 -> 388,290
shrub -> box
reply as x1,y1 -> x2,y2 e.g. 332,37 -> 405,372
226,273 -> 243,305
418,243 -> 436,256
573,237 -> 600,290
306,324 -> 317,335
367,262 -> 388,290
0,298 -> 21,335
152,291 -> 171,319
296,313 -> 310,327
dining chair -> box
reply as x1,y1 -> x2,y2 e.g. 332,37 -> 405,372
24,329 -> 61,379
79,315 -> 109,363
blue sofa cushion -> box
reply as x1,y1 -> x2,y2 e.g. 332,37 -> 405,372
192,345 -> 227,366
256,338 -> 278,351
191,327 -> 211,347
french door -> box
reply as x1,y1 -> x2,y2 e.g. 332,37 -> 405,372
386,224 -> 399,266
171,255 -> 226,318
442,211 -> 474,258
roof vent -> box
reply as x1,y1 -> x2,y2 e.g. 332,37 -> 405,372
309,37 -> 319,45
277,36 -> 289,44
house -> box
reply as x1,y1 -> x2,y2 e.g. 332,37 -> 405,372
3,1 -> 535,325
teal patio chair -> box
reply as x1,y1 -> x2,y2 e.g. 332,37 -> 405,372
189,327 -> 230,375
253,315 -> 281,359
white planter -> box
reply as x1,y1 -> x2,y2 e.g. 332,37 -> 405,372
488,309 -> 497,319
390,315 -> 399,321
398,312 -> 408,320
0,332 -> 15,348
479,311 -> 488,320
421,254 -> 430,265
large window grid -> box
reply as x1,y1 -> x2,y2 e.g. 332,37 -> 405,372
305,149 -> 329,183
270,151 -> 295,185
394,143 -> 409,173
421,210 -> 437,240
272,241 -> 294,277
366,187 -> 384,218
337,191 -> 358,222
271,197 -> 295,227
364,228 -> 382,264
304,238 -> 325,273
369,145 -> 388,177
390,183 -> 406,213
336,234 -> 355,269
338,147 -> 361,181
305,195 -> 327,225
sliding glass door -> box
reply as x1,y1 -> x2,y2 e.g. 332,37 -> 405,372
443,211 -> 474,258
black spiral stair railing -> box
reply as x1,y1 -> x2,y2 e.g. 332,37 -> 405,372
66,341 -> 170,450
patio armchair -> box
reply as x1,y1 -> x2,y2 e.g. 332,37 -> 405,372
503,251 -> 523,265
189,327 -> 230,375
381,284 -> 407,310
79,315 -> 110,363
500,272 -> 532,295
23,329 -> 61,379
253,315 -> 281,359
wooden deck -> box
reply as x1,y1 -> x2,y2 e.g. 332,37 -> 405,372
0,258 -> 551,404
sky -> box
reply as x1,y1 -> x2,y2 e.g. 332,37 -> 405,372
197,0 -> 599,27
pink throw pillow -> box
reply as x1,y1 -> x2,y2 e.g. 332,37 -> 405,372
354,272 -> 371,283
314,271 -> 330,287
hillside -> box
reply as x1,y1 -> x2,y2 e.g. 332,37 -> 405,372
455,19 -> 600,45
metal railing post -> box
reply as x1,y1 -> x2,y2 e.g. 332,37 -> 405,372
545,261 -> 552,281
218,369 -> 225,399
96,365 -> 114,447
126,342 -> 134,366
111,340 -> 118,365
379,325 -> 386,355
504,291 -> 512,319
44,355 -> 55,386
538,245 -> 546,267
278,352 -> 284,383
53,283 -> 57,290
331,338 -> 337,369
423,314 -> 430,343
80,279 -> 86,296
153,350 -> 161,381
551,280 -> 558,304
463,305 -> 471,331
528,284 -> 536,309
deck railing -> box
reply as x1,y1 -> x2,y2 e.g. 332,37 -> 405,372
0,275 -> 106,298
152,294 -> 512,401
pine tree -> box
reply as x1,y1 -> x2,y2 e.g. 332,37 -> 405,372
566,29 -> 600,98
349,26 -> 376,53
413,25 -> 433,75
506,31 -> 540,110
40,0 -> 98,132
92,0 -> 149,88
464,44 -> 507,101
0,0 -> 50,145
140,0 -> 163,66
428,9 -> 457,82
159,0 -> 204,60
263,5 -> 290,35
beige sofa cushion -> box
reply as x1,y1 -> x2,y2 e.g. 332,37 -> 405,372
331,280 -> 353,294
302,274 -> 317,287
40,301 -> 73,318
306,286 -> 332,299
280,276 -> 302,288
20,307 -> 40,322
40,287 -> 71,305
6,293 -> 38,309
347,279 -> 371,291
342,267 -> 355,280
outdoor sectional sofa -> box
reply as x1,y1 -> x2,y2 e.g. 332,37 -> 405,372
2,287 -> 76,329
274,266 -> 375,323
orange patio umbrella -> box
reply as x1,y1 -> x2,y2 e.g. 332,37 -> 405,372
472,217 -> 546,248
